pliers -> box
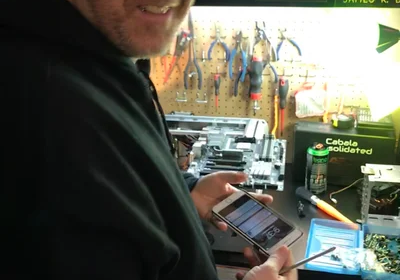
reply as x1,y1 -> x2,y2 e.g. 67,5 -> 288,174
184,12 -> 202,91
276,29 -> 302,61
163,30 -> 190,84
254,22 -> 278,83
228,31 -> 247,82
254,21 -> 276,62
184,40 -> 202,90
208,24 -> 230,61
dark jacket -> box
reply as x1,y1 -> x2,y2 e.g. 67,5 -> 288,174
0,0 -> 217,279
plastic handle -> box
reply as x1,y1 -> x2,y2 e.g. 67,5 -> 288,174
276,41 -> 283,61
249,59 -> 263,96
233,69 -> 242,97
295,187 -> 312,202
193,58 -> 202,90
207,41 -> 216,60
214,75 -> 221,95
240,50 -> 247,82
278,78 -> 289,109
316,200 -> 353,224
183,66 -> 189,90
269,64 -> 278,83
221,42 -> 231,61
228,48 -> 237,79
289,39 -> 302,56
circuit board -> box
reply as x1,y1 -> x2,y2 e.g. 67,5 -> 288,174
166,113 -> 287,191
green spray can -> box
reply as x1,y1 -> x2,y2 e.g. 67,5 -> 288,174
305,143 -> 329,194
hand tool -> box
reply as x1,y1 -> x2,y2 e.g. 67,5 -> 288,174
247,56 -> 264,115
214,67 -> 221,108
228,31 -> 247,82
278,77 -> 289,137
208,24 -> 230,62
184,12 -> 202,91
296,187 -> 354,224
164,30 -> 190,84
233,66 -> 242,97
254,22 -> 278,83
276,29 -> 302,61
254,21 -> 276,61
279,247 -> 336,275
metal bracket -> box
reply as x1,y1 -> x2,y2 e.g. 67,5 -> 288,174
195,92 -> 208,103
175,92 -> 187,102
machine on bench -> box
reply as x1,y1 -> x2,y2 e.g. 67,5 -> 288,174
165,114 -> 287,191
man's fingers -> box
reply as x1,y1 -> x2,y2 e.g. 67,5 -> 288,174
248,193 -> 273,205
283,246 -> 295,267
243,247 -> 268,267
215,171 -> 248,184
211,218 -> 228,231
235,272 -> 245,280
260,246 -> 290,272
281,246 -> 297,278
243,247 -> 260,267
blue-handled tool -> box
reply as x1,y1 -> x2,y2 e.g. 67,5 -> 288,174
254,22 -> 278,83
228,30 -> 247,82
276,29 -> 302,61
208,24 -> 230,62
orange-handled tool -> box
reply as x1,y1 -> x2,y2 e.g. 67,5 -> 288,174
315,199 -> 353,224
296,187 -> 353,224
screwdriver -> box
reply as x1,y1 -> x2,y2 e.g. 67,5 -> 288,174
248,56 -> 263,115
278,77 -> 289,137
214,67 -> 221,109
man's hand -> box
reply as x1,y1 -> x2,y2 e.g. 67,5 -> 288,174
238,246 -> 297,280
190,171 -> 273,231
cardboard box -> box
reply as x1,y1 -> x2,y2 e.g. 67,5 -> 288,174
292,121 -> 396,186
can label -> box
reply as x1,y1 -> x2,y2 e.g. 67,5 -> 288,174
305,143 -> 329,194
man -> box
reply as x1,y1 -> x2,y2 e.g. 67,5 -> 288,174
0,0 -> 297,279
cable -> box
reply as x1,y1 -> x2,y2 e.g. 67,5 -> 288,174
271,93 -> 278,139
329,178 -> 364,204
388,188 -> 400,203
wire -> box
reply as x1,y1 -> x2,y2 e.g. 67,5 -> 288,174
329,178 -> 364,204
271,94 -> 278,138
388,188 -> 400,203
388,194 -> 398,203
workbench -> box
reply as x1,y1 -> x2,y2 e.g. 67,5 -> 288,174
207,164 -> 362,280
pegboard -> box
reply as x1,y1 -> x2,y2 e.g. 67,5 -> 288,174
150,6 -> 400,162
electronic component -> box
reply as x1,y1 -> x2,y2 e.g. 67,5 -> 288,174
355,181 -> 399,216
165,114 -> 287,191
360,164 -> 400,228
297,201 -> 305,218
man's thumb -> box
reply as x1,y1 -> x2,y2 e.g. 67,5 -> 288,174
216,171 -> 247,184
261,246 -> 290,271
